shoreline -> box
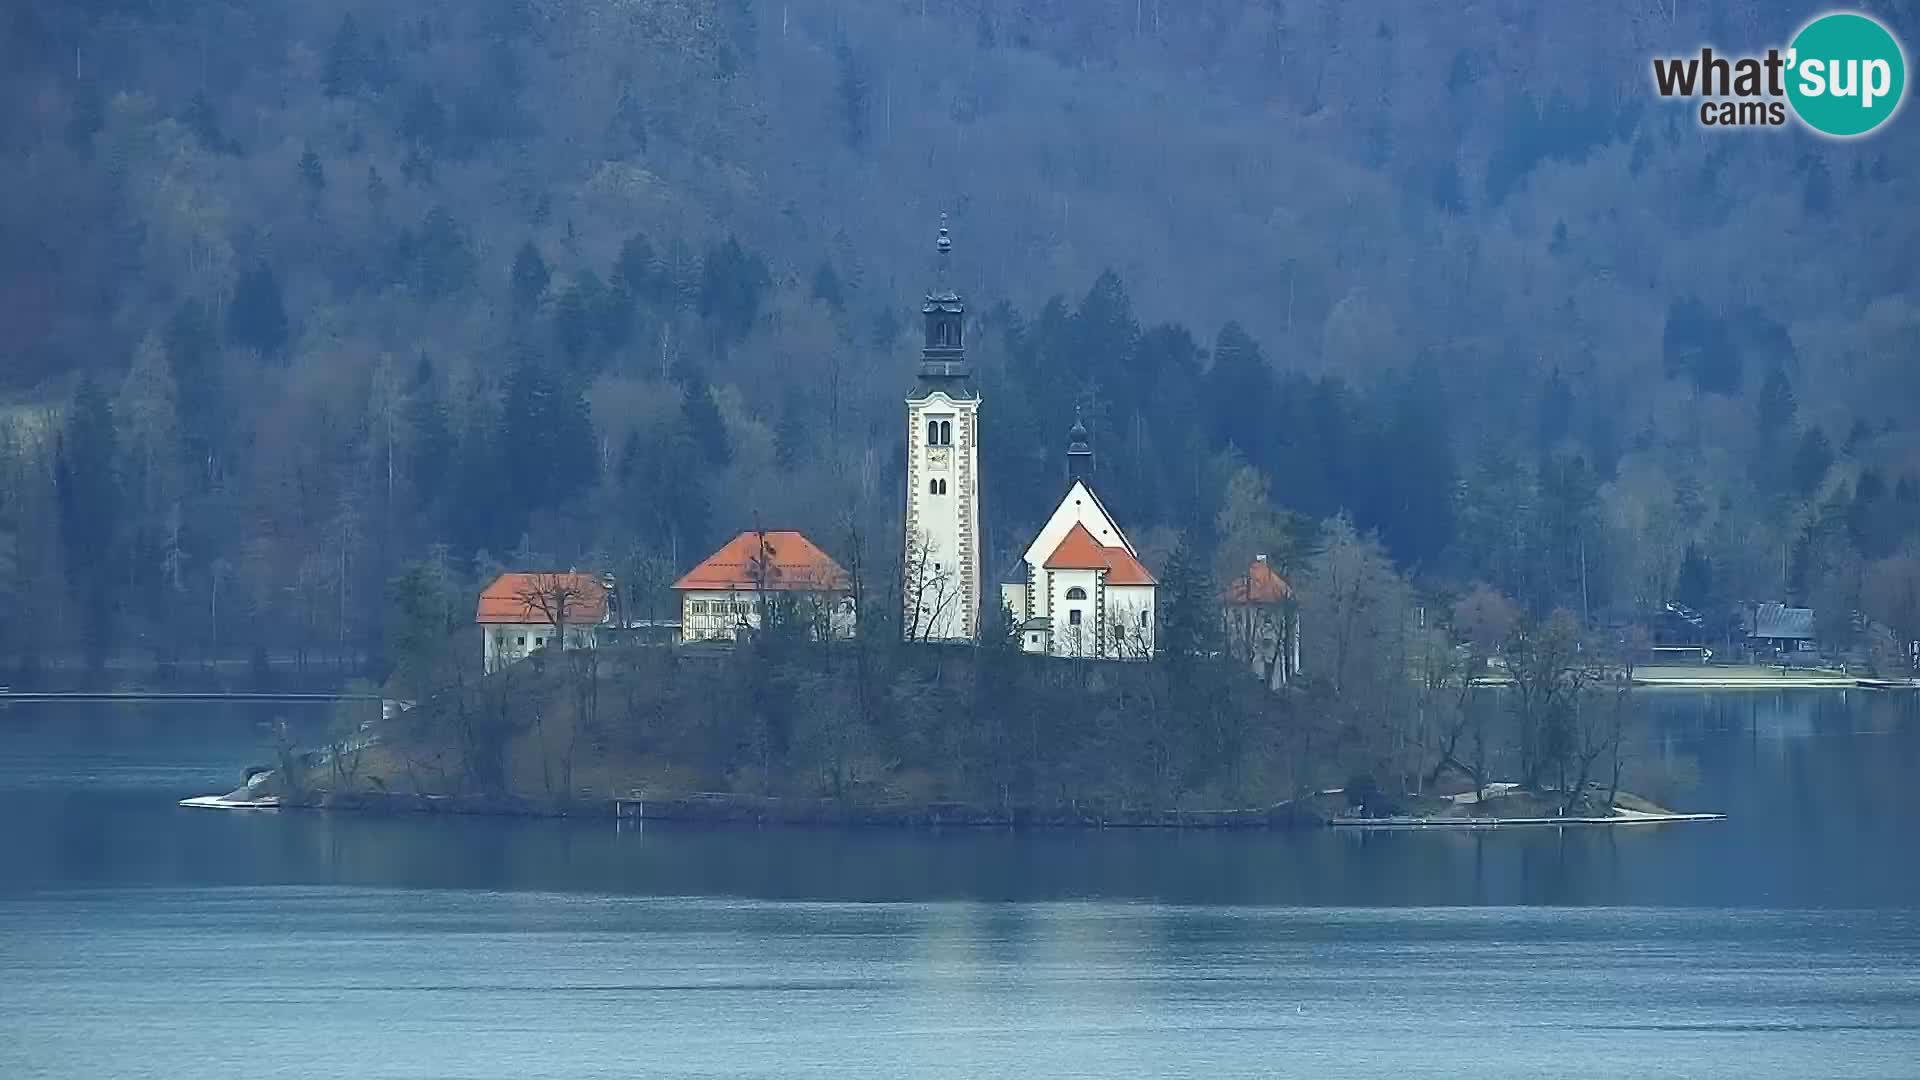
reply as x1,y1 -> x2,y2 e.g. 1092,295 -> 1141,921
177,788 -> 1724,831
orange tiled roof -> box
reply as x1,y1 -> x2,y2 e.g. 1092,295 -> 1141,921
1220,559 -> 1292,604
476,572 -> 610,624
1042,523 -> 1158,585
672,530 -> 851,592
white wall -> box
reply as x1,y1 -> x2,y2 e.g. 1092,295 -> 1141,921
904,391 -> 982,641
679,590 -> 856,643
482,623 -> 596,673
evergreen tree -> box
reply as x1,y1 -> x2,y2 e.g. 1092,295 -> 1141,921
1792,428 -> 1833,498
810,260 -> 845,312
698,235 -> 770,349
323,14 -> 367,98
612,231 -> 660,303
298,143 -> 326,195
414,207 -> 474,299
1156,531 -> 1219,667
55,376 -> 120,666
405,360 -> 454,500
834,41 -> 870,148
553,271 -> 607,365
164,301 -> 225,467
511,240 -> 550,315
366,165 -> 389,214
1675,541 -> 1713,611
1203,322 -> 1274,459
678,366 -> 732,467
1535,368 -> 1572,450
228,264 -> 289,358
774,387 -> 808,467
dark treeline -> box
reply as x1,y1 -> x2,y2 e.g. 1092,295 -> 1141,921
2,0 -> 1918,679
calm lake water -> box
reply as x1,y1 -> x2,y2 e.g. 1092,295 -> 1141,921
2,692 -> 1917,1079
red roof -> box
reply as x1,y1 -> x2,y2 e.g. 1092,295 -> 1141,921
673,530 -> 850,592
476,572 -> 611,624
1042,523 -> 1158,585
1220,559 -> 1291,604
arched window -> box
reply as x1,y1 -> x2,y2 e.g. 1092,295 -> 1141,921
929,479 -> 938,495
1065,586 -> 1087,600
939,420 -> 952,445
938,479 -> 947,494
926,419 -> 938,445
1140,610 -> 1150,627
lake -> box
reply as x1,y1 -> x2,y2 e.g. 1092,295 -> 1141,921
2,691 -> 1917,1079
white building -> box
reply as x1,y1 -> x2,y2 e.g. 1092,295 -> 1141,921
673,530 -> 855,643
903,215 -> 983,642
476,571 -> 614,673
999,416 -> 1157,659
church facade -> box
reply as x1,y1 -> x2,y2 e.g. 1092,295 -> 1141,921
902,216 -> 983,642
999,416 -> 1157,660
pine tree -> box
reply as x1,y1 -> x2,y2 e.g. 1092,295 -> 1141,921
55,376 -> 121,666
414,207 -> 473,299
228,265 -> 289,359
810,260 -> 845,312
298,143 -> 326,195
675,364 -> 732,467
165,301 -> 225,468
511,240 -> 550,315
323,14 -> 366,98
612,231 -> 659,303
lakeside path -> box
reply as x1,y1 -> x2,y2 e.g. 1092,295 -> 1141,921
1628,664 -> 1917,690
1472,664 -> 1917,690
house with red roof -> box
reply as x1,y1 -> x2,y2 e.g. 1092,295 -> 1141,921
673,530 -> 855,643
999,414 -> 1157,660
476,571 -> 615,673
1221,555 -> 1301,688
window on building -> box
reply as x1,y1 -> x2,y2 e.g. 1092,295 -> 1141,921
929,479 -> 938,495
1065,587 -> 1087,600
927,419 -> 937,445
516,636 -> 526,646
1069,609 -> 1082,626
1141,610 -> 1150,627
939,420 -> 952,445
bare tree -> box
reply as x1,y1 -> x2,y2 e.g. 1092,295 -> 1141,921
514,572 -> 600,650
901,525 -> 961,643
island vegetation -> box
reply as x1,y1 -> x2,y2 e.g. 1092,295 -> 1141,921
232,531 -> 1703,826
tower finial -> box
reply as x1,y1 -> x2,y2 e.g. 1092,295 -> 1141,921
1067,406 -> 1092,480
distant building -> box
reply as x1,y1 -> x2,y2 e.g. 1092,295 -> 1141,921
476,571 -> 614,673
673,530 -> 855,643
1220,555 -> 1301,688
1745,602 -> 1817,655
999,413 -> 1157,660
902,216 -> 983,642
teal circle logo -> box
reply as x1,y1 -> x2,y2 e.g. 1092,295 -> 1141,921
1787,12 -> 1906,137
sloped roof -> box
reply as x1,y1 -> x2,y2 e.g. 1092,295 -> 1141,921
672,530 -> 850,592
1221,559 -> 1292,604
476,573 -> 611,625
1041,523 -> 1159,585
1749,602 -> 1815,640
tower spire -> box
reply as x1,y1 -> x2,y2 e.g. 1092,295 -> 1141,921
1067,406 -> 1093,481
918,212 -> 968,386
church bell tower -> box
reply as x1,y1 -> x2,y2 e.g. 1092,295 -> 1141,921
903,215 -> 982,642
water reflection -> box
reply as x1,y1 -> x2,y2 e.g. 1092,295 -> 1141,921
1,691 -> 1915,908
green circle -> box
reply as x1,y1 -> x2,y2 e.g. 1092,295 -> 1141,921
1787,13 -> 1906,137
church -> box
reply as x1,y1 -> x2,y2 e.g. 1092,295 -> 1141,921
899,216 -> 1156,657
998,414 -> 1157,659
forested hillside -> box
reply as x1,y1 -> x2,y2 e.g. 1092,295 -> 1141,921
2,0 -> 1917,670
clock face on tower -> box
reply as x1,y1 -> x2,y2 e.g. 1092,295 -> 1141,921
928,447 -> 951,470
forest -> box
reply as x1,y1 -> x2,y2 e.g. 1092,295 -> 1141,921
2,0 -> 1918,686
